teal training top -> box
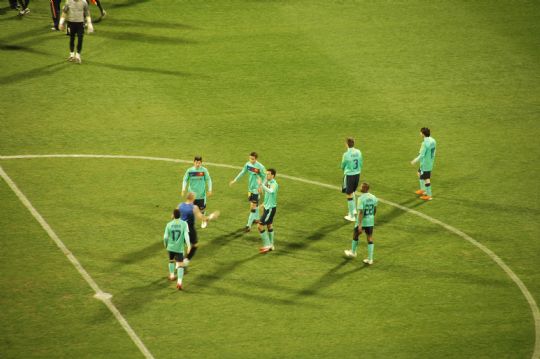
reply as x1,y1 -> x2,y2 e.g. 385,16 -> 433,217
418,137 -> 436,172
341,148 -> 363,175
234,161 -> 266,193
163,219 -> 190,253
356,193 -> 378,227
261,179 -> 278,209
182,166 -> 212,199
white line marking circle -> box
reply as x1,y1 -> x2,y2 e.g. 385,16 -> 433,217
1,153 -> 538,359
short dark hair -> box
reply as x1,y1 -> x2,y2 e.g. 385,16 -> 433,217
173,209 -> 180,219
346,138 -> 355,148
194,156 -> 202,162
267,168 -> 276,176
361,182 -> 370,193
421,127 -> 430,137
250,152 -> 258,159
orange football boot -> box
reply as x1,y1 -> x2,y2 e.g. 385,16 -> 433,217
415,189 -> 426,195
420,195 -> 432,201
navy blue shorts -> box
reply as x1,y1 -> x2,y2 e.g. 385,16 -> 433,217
353,226 -> 374,240
342,174 -> 360,194
418,169 -> 431,180
194,198 -> 206,211
248,192 -> 259,204
260,207 -> 277,225
168,251 -> 184,262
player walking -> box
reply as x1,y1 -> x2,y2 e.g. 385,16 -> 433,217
59,0 -> 94,64
182,156 -> 212,228
163,209 -> 191,290
345,183 -> 378,264
341,137 -> 363,221
229,152 -> 266,232
178,192 -> 219,270
411,127 -> 437,201
257,169 -> 279,253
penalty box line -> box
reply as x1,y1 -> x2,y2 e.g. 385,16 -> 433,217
0,165 -> 155,359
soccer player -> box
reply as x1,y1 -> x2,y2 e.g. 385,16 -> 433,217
178,192 -> 219,269
410,127 -> 437,201
49,0 -> 61,31
341,137 -> 363,221
344,182 -> 378,265
181,156 -> 213,228
58,0 -> 94,64
163,209 -> 191,290
229,152 -> 266,232
257,169 -> 279,254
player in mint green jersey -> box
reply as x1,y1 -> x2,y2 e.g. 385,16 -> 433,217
257,169 -> 278,253
344,183 -> 378,265
229,152 -> 266,232
410,127 -> 437,201
163,209 -> 191,290
181,156 -> 213,228
341,137 -> 363,222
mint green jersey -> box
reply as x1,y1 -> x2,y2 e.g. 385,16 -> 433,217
341,148 -> 363,175
234,161 -> 266,193
182,166 -> 212,199
163,219 -> 190,253
418,137 -> 436,171
356,193 -> 378,227
262,179 -> 278,209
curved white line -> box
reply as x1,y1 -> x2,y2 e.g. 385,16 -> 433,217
1,153 -> 538,359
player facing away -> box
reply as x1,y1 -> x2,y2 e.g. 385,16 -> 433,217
58,0 -> 94,64
178,192 -> 219,270
341,137 -> 363,222
258,169 -> 279,254
229,152 -> 266,232
410,127 -> 437,201
163,209 -> 191,290
182,156 -> 213,228
345,182 -> 378,264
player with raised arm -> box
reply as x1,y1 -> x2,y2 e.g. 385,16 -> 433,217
178,192 -> 219,270
163,209 -> 191,290
341,137 -> 363,221
182,156 -> 213,228
411,127 -> 437,201
257,169 -> 279,253
344,182 -> 378,265
229,152 -> 266,232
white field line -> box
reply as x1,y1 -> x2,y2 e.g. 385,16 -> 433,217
1,153 -> 538,359
0,165 -> 155,359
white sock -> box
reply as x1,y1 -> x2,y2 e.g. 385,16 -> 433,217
75,53 -> 80,59
70,52 -> 74,57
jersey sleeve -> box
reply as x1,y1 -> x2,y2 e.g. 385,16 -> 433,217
259,164 -> 266,180
163,223 -> 170,246
418,142 -> 426,160
341,153 -> 347,169
182,169 -> 189,191
205,168 -> 212,191
234,164 -> 247,181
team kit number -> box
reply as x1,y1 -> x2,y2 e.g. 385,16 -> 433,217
363,204 -> 375,216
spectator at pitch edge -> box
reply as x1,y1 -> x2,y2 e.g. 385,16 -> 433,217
59,0 -> 94,64
49,0 -> 61,31
17,0 -> 29,15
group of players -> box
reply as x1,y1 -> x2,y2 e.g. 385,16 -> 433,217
163,128 -> 437,290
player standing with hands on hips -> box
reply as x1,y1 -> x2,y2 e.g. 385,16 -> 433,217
59,0 -> 93,64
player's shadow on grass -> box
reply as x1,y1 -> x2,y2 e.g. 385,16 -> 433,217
113,241 -> 163,265
100,18 -> 198,30
111,278 -> 171,314
107,0 -> 150,10
294,259 -> 366,298
199,228 -> 247,258
96,29 -> 198,45
0,61 -> 65,85
377,197 -> 425,228
277,221 -> 350,255
0,41 -> 52,56
190,253 -> 260,288
85,60 -> 198,78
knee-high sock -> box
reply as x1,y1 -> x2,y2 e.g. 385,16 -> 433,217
347,197 -> 355,216
425,183 -> 432,196
367,242 -> 374,260
268,229 -> 274,245
259,230 -> 270,247
419,179 -> 425,191
168,262 -> 175,275
352,239 -> 359,253
176,266 -> 184,284
247,209 -> 256,227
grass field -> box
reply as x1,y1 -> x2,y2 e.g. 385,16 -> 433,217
1,1 -> 539,358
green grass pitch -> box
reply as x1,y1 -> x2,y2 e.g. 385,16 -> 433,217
1,1 -> 539,358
